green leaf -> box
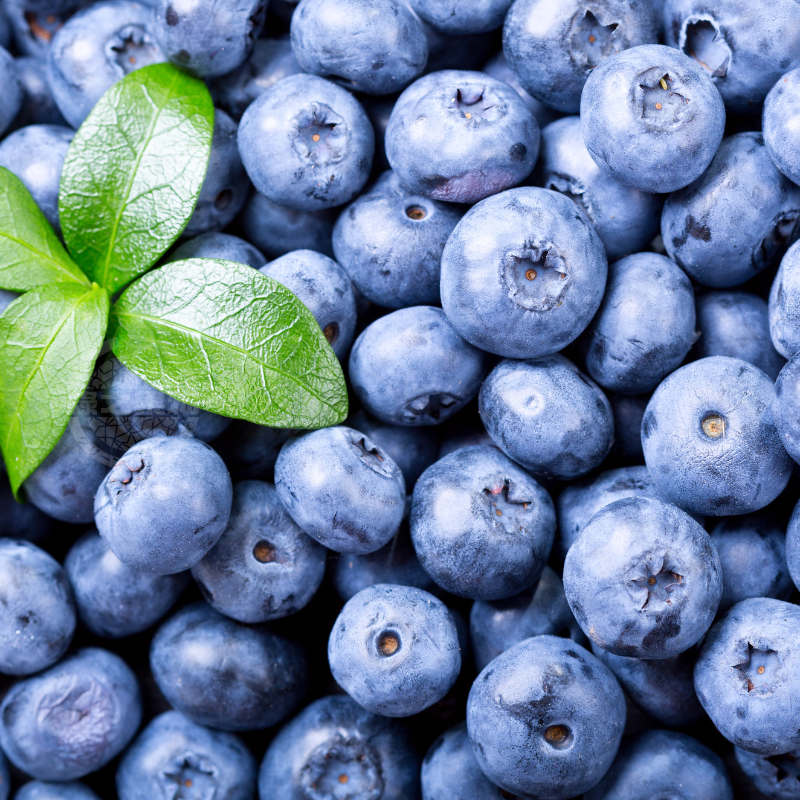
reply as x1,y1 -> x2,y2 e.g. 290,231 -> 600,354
109,259 -> 348,429
59,63 -> 214,295
0,282 -> 110,495
0,167 -> 89,291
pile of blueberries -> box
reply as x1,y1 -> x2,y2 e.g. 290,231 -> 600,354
6,0 -> 800,797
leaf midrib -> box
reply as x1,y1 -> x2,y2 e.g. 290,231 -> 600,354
113,308 -> 342,414
0,230 -> 87,287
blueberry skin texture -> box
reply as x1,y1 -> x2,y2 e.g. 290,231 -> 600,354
183,109 -> 249,237
480,355 -> 615,480
695,598 -> 800,755
116,711 -> 256,800
15,783 -> 100,800
275,427 -> 406,554
258,695 -> 421,800
0,47 -> 21,137
735,746 -> 800,799
503,0 -> 658,113
536,117 -> 663,261
581,44 -> 725,194
347,410 -> 439,488
410,0 -> 511,35
664,0 -> 800,114
0,648 -> 141,781
24,401 -> 110,524
581,253 -> 696,395
152,0 -> 265,78
169,231 -> 265,269
349,307 -> 488,427
641,357 -> 793,516
785,498 -> 800,591
695,291 -> 785,380
564,496 -> 722,659
764,68 -> 800,186
328,584 -> 460,717
332,170 -> 462,308
239,189 -> 336,258
259,249 -> 357,359
711,516 -> 793,612
151,601 -> 308,731
663,133 -> 800,288
0,539 -> 75,676
770,241 -> 800,359
385,70 -> 539,204
12,57 -> 69,128
238,74 -> 374,212
467,636 -> 626,800
191,480 -> 326,623
470,566 -> 579,672
774,355 -> 800,465
290,0 -> 427,96
48,0 -> 166,129
421,723 -> 510,800
410,445 -> 556,600
94,435 -> 233,574
0,125 -> 73,236
64,531 -> 188,638
585,730 -> 733,800
440,187 -> 608,359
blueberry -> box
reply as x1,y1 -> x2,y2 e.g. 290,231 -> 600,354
259,249 -> 357,359
385,70 -> 539,204
503,0 -> 658,113
581,44 -> 725,193
258,695 -> 421,800
585,730 -> 733,800
5,1 -> 75,61
642,357 -> 792,515
23,400 -> 111,524
347,410 -> 439,488
695,290 -> 785,380
783,498 -> 800,592
210,38 -> 303,120
349,307 -> 488,427
48,0 -> 166,129
238,189 -> 336,258
440,187 -> 607,358
191,480 -> 326,623
11,57 -> 68,128
536,117 -> 663,261
332,170 -> 462,309
421,723 -> 510,800
116,711 -> 256,800
182,110 -> 249,238
764,68 -> 800,186
150,601 -> 308,731
467,635 -> 626,799
735,746 -> 800,799
581,252 -> 696,395
14,782 -> 100,800
0,476 -> 55,542
410,0 -> 510,35
238,74 -> 374,211
290,0 -> 427,95
152,0 -> 265,78
0,539 -> 75,676
64,530 -> 188,638
470,566 -> 580,671
410,445 -> 556,599
0,648 -> 141,781
212,420 -> 294,481
712,515 -> 793,613
779,355 -> 800,461
695,598 -> 800,755
0,125 -> 73,235
664,0 -> 800,114
770,241 -> 800,359
662,133 -> 800,288
274,426 -> 406,554
607,392 -> 650,465
94,435 -> 233,574
0,46 -> 21,136
169,231 -> 265,269
479,355 -> 615,480
328,583 -> 460,717
564,496 -> 722,659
